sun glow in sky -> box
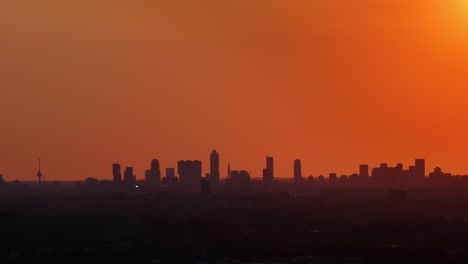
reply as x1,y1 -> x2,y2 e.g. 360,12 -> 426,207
1,0 -> 468,180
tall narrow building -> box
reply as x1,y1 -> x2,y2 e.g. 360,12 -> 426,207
294,159 -> 303,182
113,162 -> 121,183
124,167 -> 136,186
210,150 -> 220,183
150,159 -> 161,188
263,156 -> 274,184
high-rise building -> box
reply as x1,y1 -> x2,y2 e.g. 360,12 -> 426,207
415,159 -> 425,178
359,164 -> 369,178
113,162 -> 122,183
210,150 -> 220,183
178,160 -> 202,192
145,169 -> 152,183
294,159 -> 303,182
150,159 -> 161,188
124,167 -> 136,186
263,156 -> 274,184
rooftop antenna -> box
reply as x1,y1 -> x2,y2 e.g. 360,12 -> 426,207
37,159 -> 42,184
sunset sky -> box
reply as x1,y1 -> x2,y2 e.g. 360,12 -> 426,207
1,0 -> 468,181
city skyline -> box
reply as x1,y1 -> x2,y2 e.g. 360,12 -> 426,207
100,152 -> 462,193
2,1 -> 468,180
1,152 -> 467,182
2,1 -> 468,263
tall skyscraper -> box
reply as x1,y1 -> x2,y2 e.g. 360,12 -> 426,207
263,156 -> 274,184
113,162 -> 121,183
178,160 -> 202,192
124,167 -> 136,186
210,150 -> 220,183
415,159 -> 425,178
150,159 -> 161,188
294,159 -> 303,182
359,164 -> 369,178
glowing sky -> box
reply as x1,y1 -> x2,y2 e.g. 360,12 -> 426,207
1,0 -> 468,180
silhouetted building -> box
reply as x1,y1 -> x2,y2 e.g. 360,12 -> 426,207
162,168 -> 178,188
166,168 -> 175,184
85,177 -> 99,185
372,163 -> 404,187
150,159 -> 161,188
339,175 -> 348,184
429,167 -> 451,186
210,150 -> 220,183
318,175 -> 325,183
178,160 -> 202,192
113,162 -> 122,183
124,167 -> 136,186
349,173 -> 359,184
359,164 -> 369,178
230,170 -> 251,191
294,159 -> 303,182
263,156 -> 274,184
415,159 -> 425,178
145,170 -> 152,184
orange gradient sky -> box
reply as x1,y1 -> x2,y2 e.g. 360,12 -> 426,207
1,0 -> 468,181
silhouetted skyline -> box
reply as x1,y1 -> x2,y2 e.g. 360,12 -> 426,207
2,1 -> 468,181
88,150 -> 468,194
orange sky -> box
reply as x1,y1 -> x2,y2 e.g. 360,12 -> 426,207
1,0 -> 468,181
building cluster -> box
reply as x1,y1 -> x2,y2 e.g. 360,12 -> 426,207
108,148 -> 465,194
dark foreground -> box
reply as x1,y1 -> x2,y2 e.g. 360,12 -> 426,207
1,188 -> 468,263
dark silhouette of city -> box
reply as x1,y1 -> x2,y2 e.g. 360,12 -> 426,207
1,151 -> 468,263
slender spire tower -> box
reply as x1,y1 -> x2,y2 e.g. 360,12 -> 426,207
227,163 -> 231,179
37,159 -> 42,184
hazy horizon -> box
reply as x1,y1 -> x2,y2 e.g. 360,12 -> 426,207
1,0 -> 468,181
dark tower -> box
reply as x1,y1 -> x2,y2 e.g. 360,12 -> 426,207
178,160 -> 202,193
150,159 -> 161,188
124,167 -> 136,186
113,162 -> 122,183
359,164 -> 369,178
210,150 -> 220,183
294,159 -> 303,182
415,159 -> 425,178
263,156 -> 274,184
37,159 -> 42,184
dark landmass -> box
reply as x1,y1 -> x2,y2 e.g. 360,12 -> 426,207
0,185 -> 468,263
